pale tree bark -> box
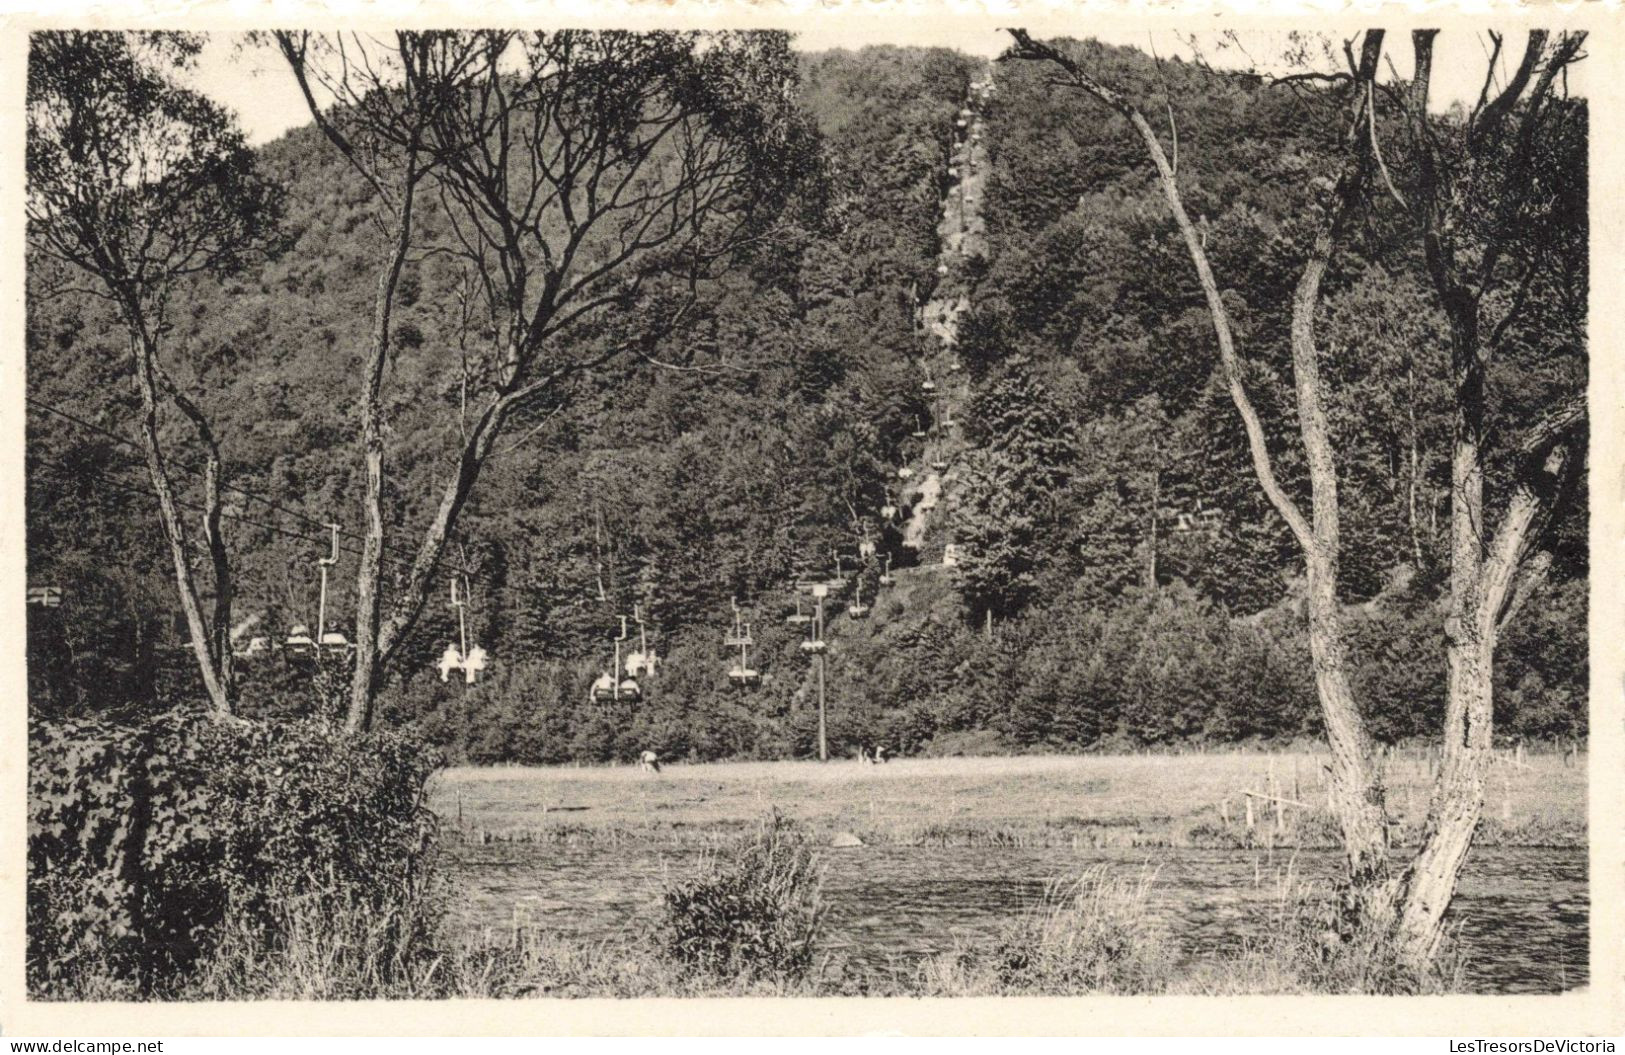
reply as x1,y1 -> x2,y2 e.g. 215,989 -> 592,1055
1007,28 -> 1392,892
275,31 -> 438,731
127,322 -> 234,715
1390,30 -> 1588,963
1008,29 -> 1587,965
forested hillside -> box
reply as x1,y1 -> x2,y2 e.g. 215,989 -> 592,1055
25,39 -> 1586,762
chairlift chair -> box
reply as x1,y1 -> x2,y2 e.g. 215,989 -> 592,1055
438,643 -> 464,683
591,615 -> 638,702
921,379 -> 937,394
462,646 -> 489,685
800,638 -> 828,655
283,624 -> 316,663
847,581 -> 870,620
936,263 -> 949,276
786,596 -> 813,627
627,605 -> 658,678
898,466 -> 914,480
880,503 -> 898,520
879,554 -> 895,587
443,574 -> 490,684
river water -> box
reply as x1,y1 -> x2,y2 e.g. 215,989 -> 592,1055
442,842 -> 1587,993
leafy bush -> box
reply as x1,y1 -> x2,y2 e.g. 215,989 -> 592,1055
28,709 -> 440,998
661,816 -> 826,981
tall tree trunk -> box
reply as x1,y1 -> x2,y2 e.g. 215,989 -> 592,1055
127,328 -> 233,715
1005,26 -> 1393,900
349,386 -> 523,731
347,166 -> 420,726
1395,391 -> 1583,961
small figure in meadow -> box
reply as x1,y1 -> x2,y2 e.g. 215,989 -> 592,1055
640,750 -> 661,774
873,745 -> 889,764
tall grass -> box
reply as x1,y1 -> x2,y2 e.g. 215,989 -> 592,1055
123,818 -> 833,1000
1175,868 -> 1467,996
45,814 -> 1479,999
920,867 -> 1177,995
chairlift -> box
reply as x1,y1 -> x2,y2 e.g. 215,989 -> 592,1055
881,503 -> 898,520
283,623 -> 316,663
724,598 -> 754,647
879,554 -> 895,587
285,523 -> 341,667
921,379 -> 937,394
932,459 -> 949,473
898,466 -> 914,480
725,599 -> 761,689
957,117 -> 968,128
786,596 -> 813,627
858,539 -> 877,559
937,263 -> 949,276
590,672 -> 618,703
438,574 -> 489,684
847,580 -> 870,620
314,523 -> 340,653
626,604 -> 659,677
590,616 -> 640,703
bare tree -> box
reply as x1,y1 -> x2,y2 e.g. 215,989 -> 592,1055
1393,29 -> 1588,959
1006,27 -> 1586,962
275,31 -> 819,731
27,31 -> 285,716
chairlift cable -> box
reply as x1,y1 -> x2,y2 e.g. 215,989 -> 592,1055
26,400 -> 486,584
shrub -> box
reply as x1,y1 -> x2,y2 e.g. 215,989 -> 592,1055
28,709 -> 440,998
660,816 -> 826,982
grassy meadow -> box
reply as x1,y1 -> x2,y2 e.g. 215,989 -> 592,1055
430,749 -> 1586,850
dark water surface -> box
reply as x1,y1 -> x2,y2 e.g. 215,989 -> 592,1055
443,842 -> 1587,993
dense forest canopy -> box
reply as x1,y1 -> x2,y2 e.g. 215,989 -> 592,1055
26,36 -> 1586,761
